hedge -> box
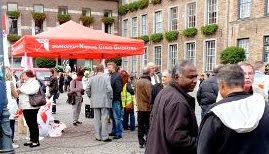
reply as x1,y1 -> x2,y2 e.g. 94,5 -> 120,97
220,46 -> 246,64
36,58 -> 56,68
105,58 -> 122,66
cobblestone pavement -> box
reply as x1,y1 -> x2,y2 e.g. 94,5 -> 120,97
14,91 -> 201,154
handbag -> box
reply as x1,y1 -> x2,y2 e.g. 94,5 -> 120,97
29,82 -> 46,107
66,80 -> 77,105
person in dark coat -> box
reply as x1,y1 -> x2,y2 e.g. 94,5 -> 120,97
197,65 -> 223,118
197,64 -> 269,154
145,60 -> 198,154
150,70 -> 171,104
48,69 -> 59,114
107,62 -> 123,139
58,73 -> 64,93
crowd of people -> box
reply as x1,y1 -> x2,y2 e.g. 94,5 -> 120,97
1,60 -> 269,154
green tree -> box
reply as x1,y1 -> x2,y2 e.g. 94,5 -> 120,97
105,58 -> 122,66
35,58 -> 56,68
220,46 -> 246,64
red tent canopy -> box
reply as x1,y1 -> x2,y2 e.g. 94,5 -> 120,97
12,20 -> 144,59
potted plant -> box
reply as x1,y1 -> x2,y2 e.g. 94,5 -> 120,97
183,27 -> 198,37
7,34 -> 21,43
220,46 -> 246,64
101,17 -> 115,25
128,1 -> 140,12
138,0 -> 149,9
57,14 -> 71,24
165,31 -> 179,42
80,16 -> 95,26
201,24 -> 218,36
32,12 -> 46,23
7,11 -> 20,19
118,4 -> 129,16
138,35 -> 150,44
150,33 -> 163,43
151,0 -> 161,5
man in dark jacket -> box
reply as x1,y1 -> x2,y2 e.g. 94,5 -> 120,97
0,80 -> 14,152
135,67 -> 152,148
107,62 -> 123,139
197,64 -> 269,154
145,60 -> 198,154
197,65 -> 222,118
48,69 -> 59,114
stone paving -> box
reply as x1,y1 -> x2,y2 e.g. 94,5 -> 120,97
14,90 -> 201,154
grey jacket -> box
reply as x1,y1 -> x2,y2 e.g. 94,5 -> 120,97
86,73 -> 113,108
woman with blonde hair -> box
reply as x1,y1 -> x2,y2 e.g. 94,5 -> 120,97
5,68 -> 19,148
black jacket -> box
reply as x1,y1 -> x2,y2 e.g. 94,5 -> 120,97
198,92 -> 269,154
145,81 -> 198,154
49,76 -> 59,94
197,76 -> 218,106
110,72 -> 123,102
150,83 -> 163,104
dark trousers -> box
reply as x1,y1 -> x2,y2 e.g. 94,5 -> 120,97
123,109 -> 135,131
23,109 -> 39,143
9,120 -> 15,142
59,84 -> 64,93
137,111 -> 150,146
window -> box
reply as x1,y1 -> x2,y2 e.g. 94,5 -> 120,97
7,3 -> 17,11
123,19 -> 128,37
154,46 -> 162,68
7,3 -> 18,34
154,11 -> 162,33
132,17 -> 138,37
239,0 -> 251,19
132,56 -> 138,73
58,6 -> 68,15
104,10 -> 112,34
34,4 -> 43,13
122,57 -> 128,71
206,0 -> 217,24
82,8 -> 91,16
169,7 -> 178,31
264,36 -> 269,63
205,40 -> 216,71
168,44 -> 178,69
187,2 -> 196,28
141,14 -> 147,35
186,42 -> 196,65
238,38 -> 250,59
34,5 -> 44,34
143,48 -> 148,67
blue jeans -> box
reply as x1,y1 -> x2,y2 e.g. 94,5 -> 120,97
111,101 -> 123,137
123,109 -> 135,131
0,107 -> 14,153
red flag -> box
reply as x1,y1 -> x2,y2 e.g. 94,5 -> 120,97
2,13 -> 6,34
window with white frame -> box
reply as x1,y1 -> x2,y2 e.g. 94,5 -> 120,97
205,40 -> 216,71
132,56 -> 138,73
143,48 -> 148,67
58,6 -> 68,15
239,0 -> 251,19
154,46 -> 162,68
104,10 -> 112,34
169,7 -> 178,31
34,4 -> 44,35
122,57 -> 128,71
168,44 -> 178,69
7,3 -> 18,34
154,11 -> 162,33
264,36 -> 269,63
82,8 -> 91,16
237,38 -> 249,59
186,42 -> 196,65
206,0 -> 217,24
187,2 -> 196,28
132,17 -> 138,37
123,19 -> 128,37
141,14 -> 147,35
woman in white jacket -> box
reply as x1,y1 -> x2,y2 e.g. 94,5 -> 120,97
5,68 -> 19,148
17,70 -> 40,148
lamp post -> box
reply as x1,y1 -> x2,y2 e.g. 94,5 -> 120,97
0,7 -> 14,153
